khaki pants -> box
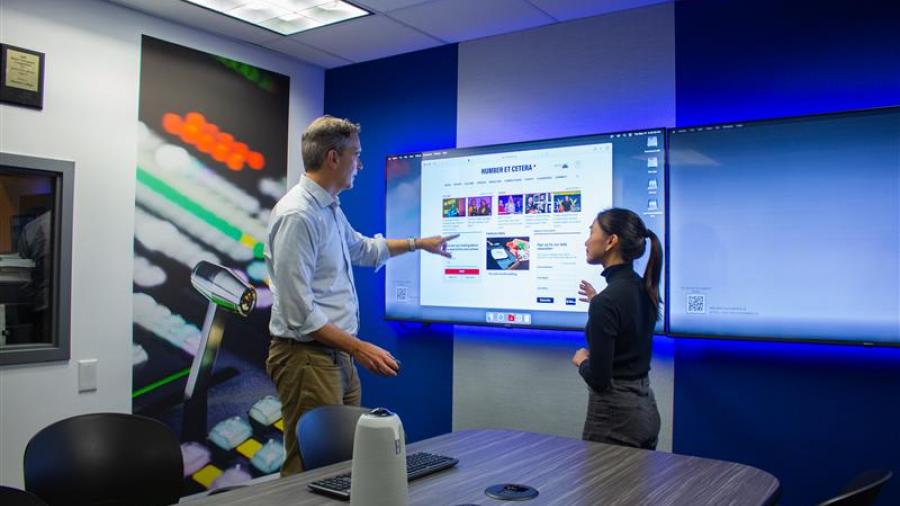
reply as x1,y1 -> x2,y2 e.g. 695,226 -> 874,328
266,339 -> 361,476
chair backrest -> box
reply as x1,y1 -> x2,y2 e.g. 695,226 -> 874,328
0,485 -> 48,506
817,469 -> 893,506
23,412 -> 183,506
297,405 -> 370,470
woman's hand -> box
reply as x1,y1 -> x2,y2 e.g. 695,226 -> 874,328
572,347 -> 590,367
578,280 -> 597,303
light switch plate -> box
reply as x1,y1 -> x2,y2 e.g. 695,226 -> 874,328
78,359 -> 98,392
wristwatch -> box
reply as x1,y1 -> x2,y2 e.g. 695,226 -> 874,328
407,237 -> 416,252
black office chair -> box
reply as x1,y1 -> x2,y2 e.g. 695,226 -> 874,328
0,486 -> 48,506
297,405 -> 370,470
23,412 -> 183,506
817,469 -> 893,506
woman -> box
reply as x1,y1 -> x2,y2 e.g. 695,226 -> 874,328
572,208 -> 663,449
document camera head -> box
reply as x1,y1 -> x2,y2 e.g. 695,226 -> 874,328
190,261 -> 256,317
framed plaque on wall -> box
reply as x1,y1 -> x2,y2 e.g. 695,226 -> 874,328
1,43 -> 45,109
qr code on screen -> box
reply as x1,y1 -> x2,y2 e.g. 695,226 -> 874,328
395,286 -> 408,302
686,294 -> 706,314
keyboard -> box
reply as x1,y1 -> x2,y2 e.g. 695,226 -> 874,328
308,451 -> 459,500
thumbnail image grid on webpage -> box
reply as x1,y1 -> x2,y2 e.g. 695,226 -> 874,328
419,143 -> 613,312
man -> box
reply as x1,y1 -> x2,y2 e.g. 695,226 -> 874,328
446,200 -> 459,217
265,116 -> 457,476
16,210 -> 51,344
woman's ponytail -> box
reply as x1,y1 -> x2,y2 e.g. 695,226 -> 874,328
643,229 -> 663,317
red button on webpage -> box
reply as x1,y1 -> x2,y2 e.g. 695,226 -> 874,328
444,268 -> 480,275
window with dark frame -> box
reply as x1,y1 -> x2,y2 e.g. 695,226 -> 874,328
0,153 -> 73,365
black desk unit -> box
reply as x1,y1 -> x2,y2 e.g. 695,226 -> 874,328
181,429 -> 780,505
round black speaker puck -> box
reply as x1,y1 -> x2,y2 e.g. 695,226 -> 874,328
484,483 -> 539,501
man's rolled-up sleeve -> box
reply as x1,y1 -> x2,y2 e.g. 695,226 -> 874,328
270,213 -> 329,334
340,210 -> 389,271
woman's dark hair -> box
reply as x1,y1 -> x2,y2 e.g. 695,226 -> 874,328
596,208 -> 663,315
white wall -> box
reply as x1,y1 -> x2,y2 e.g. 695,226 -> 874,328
0,0 -> 322,487
453,3 -> 676,451
456,3 -> 676,148
454,330 -> 674,449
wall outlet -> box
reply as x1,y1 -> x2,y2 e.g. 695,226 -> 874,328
78,359 -> 98,393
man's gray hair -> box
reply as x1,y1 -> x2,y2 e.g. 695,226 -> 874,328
301,115 -> 361,172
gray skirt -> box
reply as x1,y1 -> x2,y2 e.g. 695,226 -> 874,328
583,376 -> 661,450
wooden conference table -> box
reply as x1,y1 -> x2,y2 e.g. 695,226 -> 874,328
183,429 -> 780,506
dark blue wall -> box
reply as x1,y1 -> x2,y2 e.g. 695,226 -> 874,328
674,340 -> 900,505
674,0 -> 900,126
323,44 -> 459,443
673,1 -> 900,505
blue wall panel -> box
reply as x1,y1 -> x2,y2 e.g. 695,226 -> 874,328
674,340 -> 900,505
675,0 -> 900,127
673,1 -> 900,504
323,44 -> 459,443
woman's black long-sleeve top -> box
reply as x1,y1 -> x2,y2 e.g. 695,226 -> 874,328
578,263 -> 657,393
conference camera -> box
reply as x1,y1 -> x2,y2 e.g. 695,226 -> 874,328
190,260 -> 256,317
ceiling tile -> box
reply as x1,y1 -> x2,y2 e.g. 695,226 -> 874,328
526,0 -> 671,22
104,0 -> 672,69
351,0 -> 433,12
287,14 -> 442,63
389,0 -> 555,43
263,37 -> 353,67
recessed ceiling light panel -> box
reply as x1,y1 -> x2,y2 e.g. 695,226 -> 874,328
267,0 -> 324,9
229,2 -> 291,23
183,0 -> 371,35
303,1 -> 368,24
186,0 -> 245,10
260,13 -> 325,35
